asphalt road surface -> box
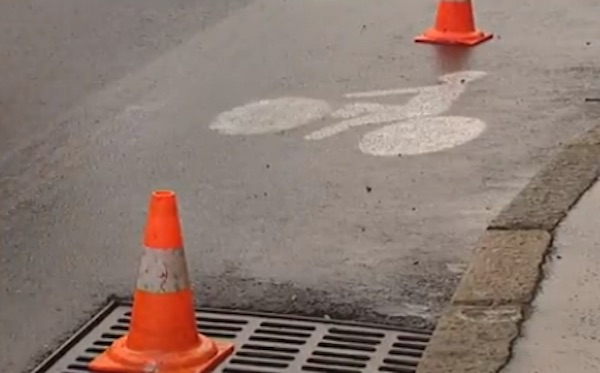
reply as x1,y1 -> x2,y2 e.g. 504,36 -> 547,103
2,0 -> 600,372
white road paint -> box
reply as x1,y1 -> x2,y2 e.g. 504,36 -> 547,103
358,116 -> 486,157
304,70 -> 487,141
208,70 -> 488,158
209,97 -> 331,135
330,102 -> 386,119
344,87 -> 422,99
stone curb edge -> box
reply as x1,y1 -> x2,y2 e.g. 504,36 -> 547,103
415,125 -> 600,373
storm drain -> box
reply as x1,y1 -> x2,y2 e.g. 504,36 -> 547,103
33,301 -> 432,373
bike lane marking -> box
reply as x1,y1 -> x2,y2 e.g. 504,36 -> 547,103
359,116 -> 486,157
209,97 -> 331,135
304,71 -> 487,140
208,70 -> 488,157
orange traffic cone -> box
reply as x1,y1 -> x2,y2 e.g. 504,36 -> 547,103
415,0 -> 493,46
90,190 -> 234,373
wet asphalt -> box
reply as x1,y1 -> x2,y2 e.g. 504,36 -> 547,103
2,0 -> 600,371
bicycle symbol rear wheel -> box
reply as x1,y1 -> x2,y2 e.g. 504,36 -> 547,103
209,97 -> 332,135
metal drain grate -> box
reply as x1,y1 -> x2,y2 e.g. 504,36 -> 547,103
32,301 -> 432,373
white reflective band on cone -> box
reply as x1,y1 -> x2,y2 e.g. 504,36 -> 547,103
136,248 -> 191,293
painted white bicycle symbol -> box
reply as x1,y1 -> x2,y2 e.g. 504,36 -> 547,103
210,70 -> 488,157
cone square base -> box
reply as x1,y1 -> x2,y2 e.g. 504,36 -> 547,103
89,337 -> 234,373
415,29 -> 493,46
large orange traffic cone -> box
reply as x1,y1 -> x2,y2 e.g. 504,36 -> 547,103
415,0 -> 493,46
90,190 -> 234,373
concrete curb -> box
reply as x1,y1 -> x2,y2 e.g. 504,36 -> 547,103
416,124 -> 600,373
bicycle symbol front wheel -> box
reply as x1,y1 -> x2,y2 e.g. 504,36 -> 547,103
359,116 -> 487,157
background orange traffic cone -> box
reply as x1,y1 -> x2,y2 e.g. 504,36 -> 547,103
90,190 -> 234,373
415,0 -> 493,46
